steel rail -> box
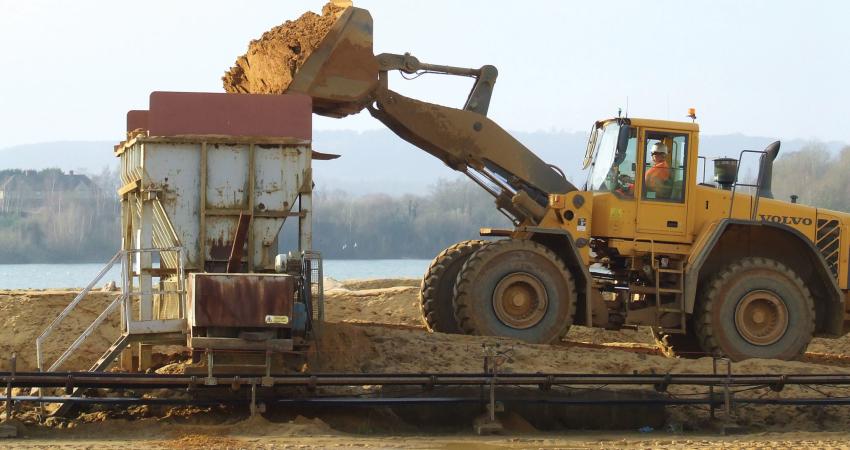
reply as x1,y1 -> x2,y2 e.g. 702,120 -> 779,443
4,371 -> 850,390
10,395 -> 850,407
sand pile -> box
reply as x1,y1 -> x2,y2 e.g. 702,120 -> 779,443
0,290 -> 119,371
311,321 -> 847,376
324,284 -> 422,328
324,278 -> 667,349
222,2 -> 346,94
338,278 -> 420,290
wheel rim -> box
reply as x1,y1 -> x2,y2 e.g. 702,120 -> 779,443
734,290 -> 789,346
492,272 -> 548,329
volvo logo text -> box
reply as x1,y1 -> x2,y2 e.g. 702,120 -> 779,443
759,214 -> 813,226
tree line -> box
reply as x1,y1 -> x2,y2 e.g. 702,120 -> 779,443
0,168 -> 120,263
0,171 -> 508,263
772,144 -> 850,211
304,178 -> 509,259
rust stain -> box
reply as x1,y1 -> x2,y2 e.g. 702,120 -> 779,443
191,274 -> 295,327
208,232 -> 232,260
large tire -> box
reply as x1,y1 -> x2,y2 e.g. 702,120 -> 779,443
453,239 -> 576,344
694,257 -> 815,361
419,240 -> 488,333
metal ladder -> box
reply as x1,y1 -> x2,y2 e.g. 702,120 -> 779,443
654,257 -> 687,334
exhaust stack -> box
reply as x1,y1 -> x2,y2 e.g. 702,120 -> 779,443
758,141 -> 781,199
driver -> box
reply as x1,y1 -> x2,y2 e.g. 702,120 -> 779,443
645,142 -> 671,198
615,173 -> 634,197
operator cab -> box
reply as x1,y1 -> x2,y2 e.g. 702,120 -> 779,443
582,117 -> 699,240
583,118 -> 693,201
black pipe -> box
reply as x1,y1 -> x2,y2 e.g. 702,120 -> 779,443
8,372 -> 850,389
12,395 -> 850,408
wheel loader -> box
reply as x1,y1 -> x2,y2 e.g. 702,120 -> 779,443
286,6 -> 850,361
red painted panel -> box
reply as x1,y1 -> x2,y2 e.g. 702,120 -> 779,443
147,91 -> 312,139
126,110 -> 149,132
189,273 -> 296,328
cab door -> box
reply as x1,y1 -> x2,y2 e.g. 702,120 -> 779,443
635,128 -> 691,239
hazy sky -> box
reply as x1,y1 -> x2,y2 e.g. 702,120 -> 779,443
1,0 -> 848,148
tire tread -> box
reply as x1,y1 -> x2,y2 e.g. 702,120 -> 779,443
419,240 -> 487,333
453,239 -> 576,343
694,257 -> 815,360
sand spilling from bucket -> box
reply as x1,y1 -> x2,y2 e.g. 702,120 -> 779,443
222,2 -> 345,94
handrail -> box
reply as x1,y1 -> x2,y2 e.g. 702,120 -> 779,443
46,295 -> 123,373
35,250 -> 123,372
36,246 -> 186,373
727,149 -> 767,221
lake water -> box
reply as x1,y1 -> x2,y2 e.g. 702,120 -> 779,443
0,259 -> 432,290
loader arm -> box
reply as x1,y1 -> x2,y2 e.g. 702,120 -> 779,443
287,6 -> 577,223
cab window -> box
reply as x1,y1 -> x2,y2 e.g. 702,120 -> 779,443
610,131 -> 638,198
586,125 -> 638,197
642,132 -> 687,202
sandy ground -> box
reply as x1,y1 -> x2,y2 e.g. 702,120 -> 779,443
7,413 -> 850,449
0,290 -> 119,372
5,278 -> 850,447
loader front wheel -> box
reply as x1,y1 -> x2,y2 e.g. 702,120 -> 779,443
454,239 -> 576,344
419,240 -> 488,333
695,257 -> 815,361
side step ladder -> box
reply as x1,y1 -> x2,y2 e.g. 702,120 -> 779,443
654,258 -> 687,334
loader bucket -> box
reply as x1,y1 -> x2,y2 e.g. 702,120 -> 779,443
288,6 -> 379,118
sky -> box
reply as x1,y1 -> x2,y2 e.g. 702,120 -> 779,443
0,0 -> 849,149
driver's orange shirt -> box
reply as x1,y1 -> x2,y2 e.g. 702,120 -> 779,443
645,161 -> 670,192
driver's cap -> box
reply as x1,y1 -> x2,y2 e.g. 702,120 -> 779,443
651,142 -> 668,155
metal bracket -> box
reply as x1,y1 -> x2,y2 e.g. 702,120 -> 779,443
4,353 -> 15,421
204,351 -> 217,386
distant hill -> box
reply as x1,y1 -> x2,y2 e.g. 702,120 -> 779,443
0,141 -> 118,175
1,131 -> 845,194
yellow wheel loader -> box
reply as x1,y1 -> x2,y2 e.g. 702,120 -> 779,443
287,6 -> 849,361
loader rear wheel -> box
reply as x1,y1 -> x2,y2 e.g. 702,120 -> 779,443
419,240 -> 488,333
694,257 -> 815,361
453,239 -> 576,344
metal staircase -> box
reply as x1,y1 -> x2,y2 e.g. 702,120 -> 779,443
89,333 -> 132,372
35,251 -> 126,374
34,245 -> 187,416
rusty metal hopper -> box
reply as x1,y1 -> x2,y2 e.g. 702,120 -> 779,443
287,6 -> 379,118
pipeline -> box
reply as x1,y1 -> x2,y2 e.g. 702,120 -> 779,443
8,368 -> 850,431
4,371 -> 850,389
11,395 -> 850,408
0,372 -> 850,401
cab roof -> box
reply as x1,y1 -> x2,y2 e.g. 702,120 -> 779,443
602,117 -> 699,132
